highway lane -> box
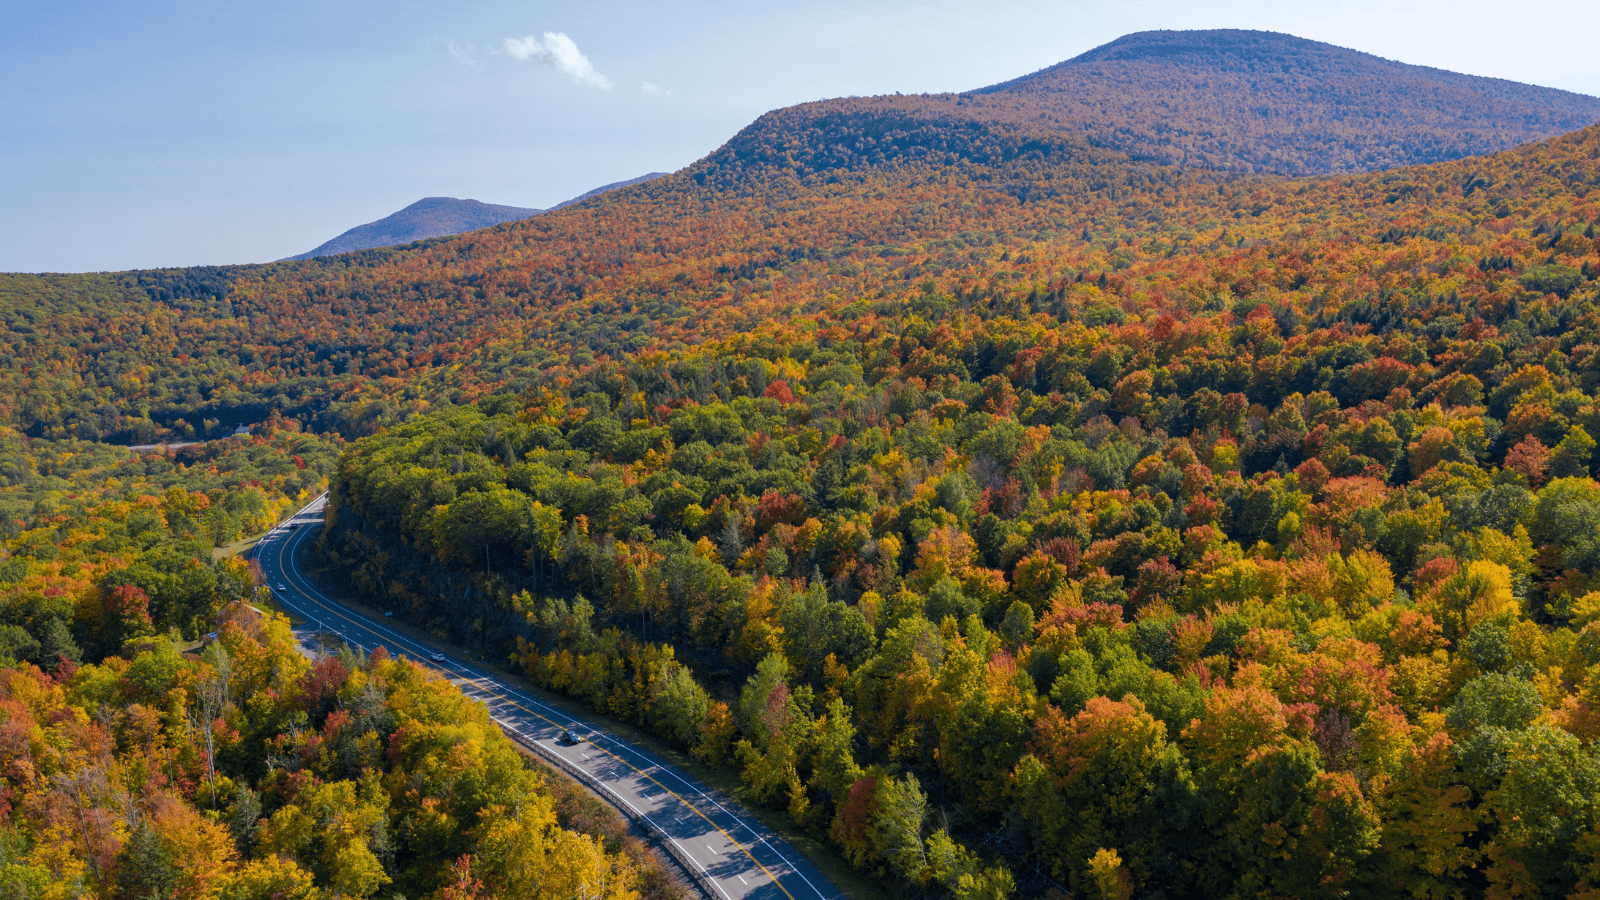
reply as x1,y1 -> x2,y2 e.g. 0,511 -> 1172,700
252,495 -> 840,900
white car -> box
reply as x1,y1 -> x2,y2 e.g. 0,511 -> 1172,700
430,652 -> 447,662
276,584 -> 287,592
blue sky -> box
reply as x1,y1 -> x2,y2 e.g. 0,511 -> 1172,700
5,0 -> 1599,273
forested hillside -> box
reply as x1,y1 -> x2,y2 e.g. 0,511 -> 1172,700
320,121 -> 1600,898
6,27 -> 1600,900
0,424 -> 338,661
0,605 -> 660,900
979,29 -> 1600,174
0,415 -> 693,899
4,32 -> 1595,449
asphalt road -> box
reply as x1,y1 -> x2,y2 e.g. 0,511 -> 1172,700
252,495 -> 841,900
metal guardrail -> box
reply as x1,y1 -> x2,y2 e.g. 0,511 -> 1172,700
498,724 -> 722,900
264,497 -> 730,899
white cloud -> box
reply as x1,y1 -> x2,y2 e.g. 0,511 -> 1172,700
640,81 -> 671,96
446,40 -> 481,68
503,32 -> 612,90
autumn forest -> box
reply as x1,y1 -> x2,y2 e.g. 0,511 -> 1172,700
5,27 -> 1600,900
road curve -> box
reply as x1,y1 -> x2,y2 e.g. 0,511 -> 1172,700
252,494 -> 843,900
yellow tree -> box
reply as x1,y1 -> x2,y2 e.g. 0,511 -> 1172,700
222,855 -> 318,900
146,791 -> 237,900
1376,733 -> 1482,899
1418,560 -> 1517,644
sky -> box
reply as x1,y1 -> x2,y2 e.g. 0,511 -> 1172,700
4,0 -> 1599,273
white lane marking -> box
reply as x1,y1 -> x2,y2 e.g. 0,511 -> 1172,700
487,715 -> 734,900
740,875 -> 749,885
268,500 -> 800,900
707,845 -> 718,855
672,837 -> 730,900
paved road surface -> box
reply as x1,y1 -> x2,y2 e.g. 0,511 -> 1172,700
252,495 -> 841,900
127,441 -> 203,453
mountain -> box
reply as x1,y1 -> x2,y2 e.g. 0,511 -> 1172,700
319,120 -> 1600,899
283,173 -> 666,260
12,29 -> 1600,900
703,29 -> 1600,182
975,29 -> 1600,174
547,172 -> 668,212
282,197 -> 542,261
6,29 -> 1600,445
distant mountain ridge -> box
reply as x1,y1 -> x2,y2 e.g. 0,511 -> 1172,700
283,173 -> 666,261
546,173 -> 668,212
279,32 -> 1600,263
282,198 -> 541,261
704,29 -> 1600,181
976,29 -> 1600,174
5,29 -> 1600,446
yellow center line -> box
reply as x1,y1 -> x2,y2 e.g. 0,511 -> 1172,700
457,678 -> 793,898
267,528 -> 795,900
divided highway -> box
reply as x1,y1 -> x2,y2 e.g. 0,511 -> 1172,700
252,495 -> 841,900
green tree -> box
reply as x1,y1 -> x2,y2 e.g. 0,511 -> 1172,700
1491,724 -> 1600,889
650,658 -> 712,746
1531,477 -> 1600,571
37,616 -> 81,667
1049,649 -> 1099,716
1519,264 -> 1584,297
780,582 -> 875,681
1445,673 -> 1544,733
1551,426 -> 1597,478
812,698 -> 865,803
998,601 -> 1034,652
115,821 -> 181,900
1010,755 -> 1058,879
738,652 -> 791,748
871,773 -> 929,884
0,625 -> 40,667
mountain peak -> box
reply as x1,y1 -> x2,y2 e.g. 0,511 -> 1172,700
282,174 -> 667,261
1065,28 -> 1355,64
963,28 -> 1600,175
282,197 -> 541,261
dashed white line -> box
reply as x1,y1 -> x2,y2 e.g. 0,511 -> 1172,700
671,838 -> 732,900
265,499 -> 809,900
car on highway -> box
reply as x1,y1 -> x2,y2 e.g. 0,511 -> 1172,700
558,729 -> 582,745
430,652 -> 447,662
276,584 -> 287,592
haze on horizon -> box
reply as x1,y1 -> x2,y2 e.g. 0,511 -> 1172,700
4,0 -> 1599,274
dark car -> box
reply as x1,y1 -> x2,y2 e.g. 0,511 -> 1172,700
558,729 -> 580,745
